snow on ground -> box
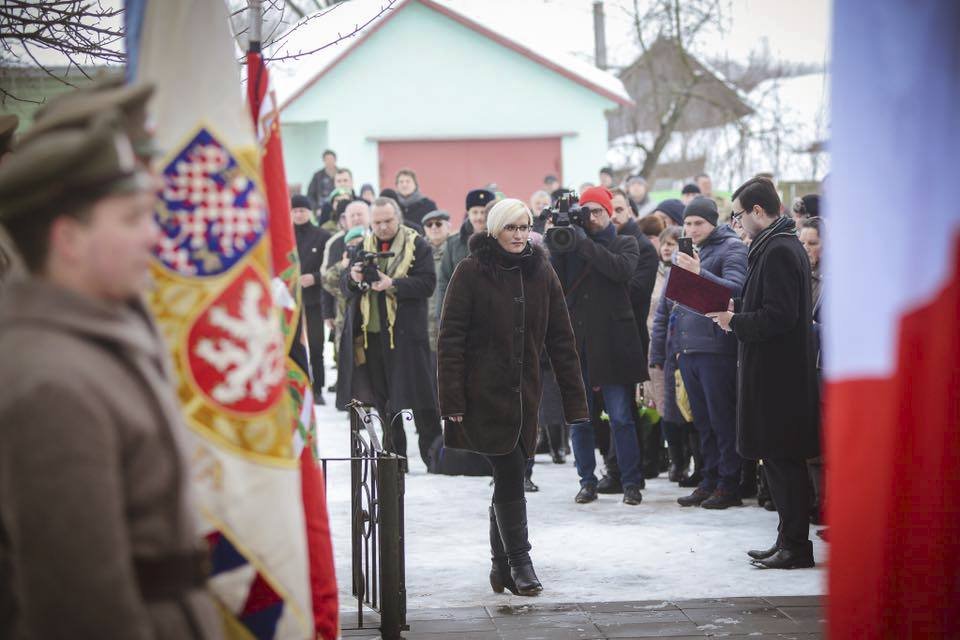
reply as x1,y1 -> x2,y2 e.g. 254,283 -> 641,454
313,380 -> 826,611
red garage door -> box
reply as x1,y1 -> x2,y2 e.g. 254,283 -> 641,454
378,137 -> 562,226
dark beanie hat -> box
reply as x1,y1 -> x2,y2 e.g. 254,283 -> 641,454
681,183 -> 701,195
466,188 -> 495,210
683,196 -> 719,226
800,194 -> 820,217
291,194 -> 314,210
654,198 -> 684,226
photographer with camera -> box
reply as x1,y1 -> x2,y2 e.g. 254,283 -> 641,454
336,197 -> 437,463
548,187 -> 648,506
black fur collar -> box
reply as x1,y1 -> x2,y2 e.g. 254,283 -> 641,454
468,233 -> 544,276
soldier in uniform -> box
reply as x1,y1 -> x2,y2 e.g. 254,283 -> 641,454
0,111 -> 222,638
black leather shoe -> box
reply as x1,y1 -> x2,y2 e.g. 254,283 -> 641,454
747,543 -> 780,560
575,484 -> 598,504
678,471 -> 702,488
597,475 -> 623,494
751,544 -> 815,570
622,485 -> 643,505
677,487 -> 712,507
701,489 -> 744,509
668,463 -> 683,483
524,477 -> 539,493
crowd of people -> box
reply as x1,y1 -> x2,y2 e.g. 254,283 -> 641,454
294,152 -> 826,591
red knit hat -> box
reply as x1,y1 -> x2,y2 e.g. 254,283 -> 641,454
579,186 -> 614,215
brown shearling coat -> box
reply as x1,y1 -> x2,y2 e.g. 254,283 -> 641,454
438,236 -> 588,456
0,280 -> 222,640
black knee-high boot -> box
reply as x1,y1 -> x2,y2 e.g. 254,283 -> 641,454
493,499 -> 542,596
488,506 -> 517,594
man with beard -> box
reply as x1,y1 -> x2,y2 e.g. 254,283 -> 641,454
436,188 -> 495,316
709,177 -> 820,569
592,188 -> 659,492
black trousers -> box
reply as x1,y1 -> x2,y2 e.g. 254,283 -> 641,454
763,457 -> 812,550
485,444 -> 528,504
304,305 -> 326,392
364,334 -> 407,459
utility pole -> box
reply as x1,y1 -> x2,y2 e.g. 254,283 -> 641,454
593,1 -> 607,70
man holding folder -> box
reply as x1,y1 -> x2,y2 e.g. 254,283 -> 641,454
650,197 -> 747,509
709,177 -> 820,569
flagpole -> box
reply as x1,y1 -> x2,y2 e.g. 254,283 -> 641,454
248,0 -> 263,53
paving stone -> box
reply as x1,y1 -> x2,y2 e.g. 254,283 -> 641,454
486,603 -> 583,617
594,620 -> 707,637
763,596 -> 823,608
493,612 -> 594,629
580,601 -> 681,614
403,632 -> 500,640
775,607 -> 825,624
683,606 -> 790,625
406,606 -> 491,622
497,624 -> 605,640
587,610 -> 691,625
675,597 -> 772,610
406,617 -> 498,633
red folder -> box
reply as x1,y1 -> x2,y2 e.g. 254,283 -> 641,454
663,265 -> 732,315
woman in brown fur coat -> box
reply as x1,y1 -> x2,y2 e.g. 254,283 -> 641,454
438,198 -> 587,596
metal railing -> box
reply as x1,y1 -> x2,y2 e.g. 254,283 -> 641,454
320,401 -> 407,640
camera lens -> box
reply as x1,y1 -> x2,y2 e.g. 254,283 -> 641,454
547,227 -> 576,253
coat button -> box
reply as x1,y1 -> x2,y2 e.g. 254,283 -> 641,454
312,247 -> 317,252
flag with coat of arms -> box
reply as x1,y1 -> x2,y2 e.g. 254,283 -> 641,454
127,0 -> 338,637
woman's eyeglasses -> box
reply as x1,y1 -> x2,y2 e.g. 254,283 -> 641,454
503,224 -> 532,234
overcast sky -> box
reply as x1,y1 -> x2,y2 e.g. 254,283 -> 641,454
450,0 -> 832,71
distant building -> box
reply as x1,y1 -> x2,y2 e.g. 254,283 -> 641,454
273,0 -> 632,219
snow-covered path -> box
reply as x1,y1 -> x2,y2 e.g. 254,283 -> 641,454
313,390 -> 827,611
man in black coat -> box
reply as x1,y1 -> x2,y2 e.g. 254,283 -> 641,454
550,186 -> 648,506
337,196 -> 437,463
291,194 -> 332,402
595,188 -> 659,492
709,177 -> 820,569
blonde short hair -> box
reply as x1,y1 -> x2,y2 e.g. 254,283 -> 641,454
486,198 -> 533,237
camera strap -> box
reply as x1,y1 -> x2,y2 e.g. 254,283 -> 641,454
564,265 -> 593,299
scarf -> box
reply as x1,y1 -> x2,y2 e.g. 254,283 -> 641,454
491,239 -> 533,268
748,215 -> 796,261
396,190 -> 424,209
359,225 -> 418,349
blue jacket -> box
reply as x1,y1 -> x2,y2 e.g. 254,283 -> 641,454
649,224 -> 747,366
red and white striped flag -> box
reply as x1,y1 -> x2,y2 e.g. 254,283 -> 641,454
826,0 -> 960,636
247,43 -> 339,640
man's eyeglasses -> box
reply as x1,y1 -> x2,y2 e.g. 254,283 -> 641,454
424,221 -> 446,228
731,209 -> 747,222
503,224 -> 532,234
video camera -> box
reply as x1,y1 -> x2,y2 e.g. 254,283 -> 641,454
541,192 -> 586,253
348,247 -> 395,291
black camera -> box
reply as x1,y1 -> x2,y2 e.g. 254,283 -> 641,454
348,248 -> 395,291
542,192 -> 586,253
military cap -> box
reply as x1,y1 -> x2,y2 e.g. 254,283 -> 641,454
0,114 -> 18,156
466,189 -> 495,211
0,113 -> 151,223
18,77 -> 156,159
